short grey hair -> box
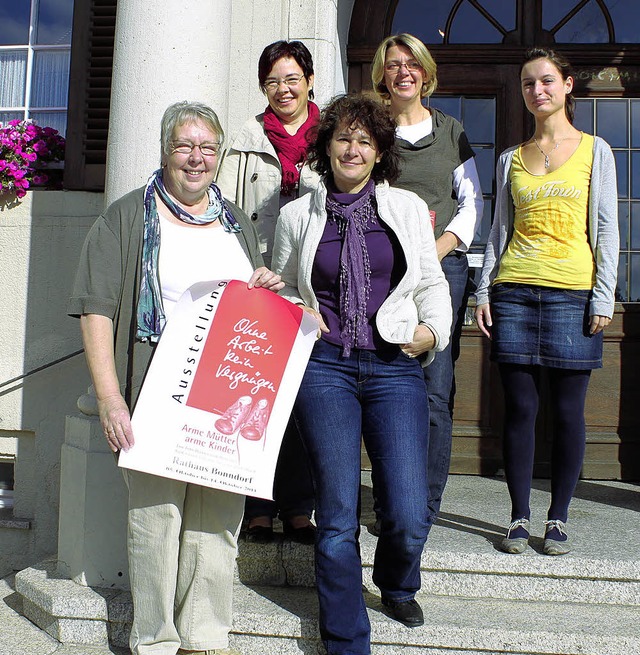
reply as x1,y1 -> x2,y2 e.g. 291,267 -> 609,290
160,101 -> 225,156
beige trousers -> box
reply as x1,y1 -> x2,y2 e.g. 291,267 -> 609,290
124,470 -> 244,655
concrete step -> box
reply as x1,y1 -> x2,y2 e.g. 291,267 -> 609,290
237,530 -> 640,606
226,583 -> 639,655
12,476 -> 640,654
14,564 -> 640,655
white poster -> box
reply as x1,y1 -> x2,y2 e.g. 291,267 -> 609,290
119,279 -> 317,498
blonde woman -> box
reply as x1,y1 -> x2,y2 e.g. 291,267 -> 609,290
371,33 -> 483,528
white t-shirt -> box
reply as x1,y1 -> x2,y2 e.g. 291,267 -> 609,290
396,116 -> 433,144
159,215 -> 254,317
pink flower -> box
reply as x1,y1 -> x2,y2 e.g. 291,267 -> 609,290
32,174 -> 49,186
0,119 -> 65,197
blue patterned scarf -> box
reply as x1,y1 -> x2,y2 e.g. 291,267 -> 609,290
136,169 -> 242,342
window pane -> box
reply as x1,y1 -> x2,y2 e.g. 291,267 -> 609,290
618,202 -> 640,250
632,152 -> 640,200
429,96 -> 461,122
632,100 -> 640,148
392,0 -> 456,44
472,199 -> 493,250
630,254 -> 640,302
31,50 -> 71,107
36,0 -> 74,45
631,202 -> 640,250
392,0 -> 514,44
605,0 -> 640,44
0,51 -> 27,106
617,253 -> 628,302
475,0 -> 515,31
597,101 -> 628,148
550,1 -> 609,43
449,1 -> 505,44
29,110 -> 67,136
574,99 -> 594,134
474,147 -> 494,196
615,151 -> 629,199
0,111 -> 24,125
0,2 -> 30,45
462,98 -> 495,144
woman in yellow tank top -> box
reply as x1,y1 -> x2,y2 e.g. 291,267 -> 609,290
475,48 -> 619,557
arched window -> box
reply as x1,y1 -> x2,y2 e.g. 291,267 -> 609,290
391,0 -> 640,45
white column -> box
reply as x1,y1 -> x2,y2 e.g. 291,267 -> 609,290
286,0 -> 343,107
105,0 -> 233,205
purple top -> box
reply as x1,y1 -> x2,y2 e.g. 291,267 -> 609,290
312,181 -> 406,352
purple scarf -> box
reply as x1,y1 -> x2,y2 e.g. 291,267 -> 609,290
325,179 -> 378,356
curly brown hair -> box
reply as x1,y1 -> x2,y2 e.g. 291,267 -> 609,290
307,94 -> 400,184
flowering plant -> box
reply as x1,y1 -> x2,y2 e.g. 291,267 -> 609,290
0,119 -> 66,198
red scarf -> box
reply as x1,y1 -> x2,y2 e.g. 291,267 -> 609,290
263,101 -> 319,195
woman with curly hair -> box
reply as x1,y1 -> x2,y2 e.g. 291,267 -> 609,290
272,93 -> 451,654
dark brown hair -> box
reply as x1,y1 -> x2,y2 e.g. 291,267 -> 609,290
522,47 -> 575,123
258,40 -> 315,100
307,94 -> 400,185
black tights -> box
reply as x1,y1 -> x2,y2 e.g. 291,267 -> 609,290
498,364 -> 591,523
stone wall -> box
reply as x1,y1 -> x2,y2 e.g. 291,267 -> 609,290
0,190 -> 103,577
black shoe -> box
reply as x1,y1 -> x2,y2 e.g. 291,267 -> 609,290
381,598 -> 424,627
371,518 -> 382,537
245,524 -> 274,544
283,521 -> 316,545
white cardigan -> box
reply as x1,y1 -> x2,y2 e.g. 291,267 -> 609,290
272,179 -> 452,365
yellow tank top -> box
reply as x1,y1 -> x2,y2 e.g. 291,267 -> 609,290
494,132 -> 595,289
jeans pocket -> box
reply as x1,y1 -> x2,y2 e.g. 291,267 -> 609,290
561,288 -> 591,301
490,283 -> 522,300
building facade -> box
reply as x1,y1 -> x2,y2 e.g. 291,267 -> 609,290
1,0 -> 639,579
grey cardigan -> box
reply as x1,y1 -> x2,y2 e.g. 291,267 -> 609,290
272,179 -> 452,365
475,136 -> 619,318
68,186 -> 263,408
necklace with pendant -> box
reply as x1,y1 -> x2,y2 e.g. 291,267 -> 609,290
533,137 -> 563,169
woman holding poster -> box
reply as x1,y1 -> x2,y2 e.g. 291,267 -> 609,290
273,94 -> 452,655
68,101 -> 283,655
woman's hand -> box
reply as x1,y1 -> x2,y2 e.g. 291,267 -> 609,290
99,393 -> 134,453
589,314 -> 611,335
299,305 -> 330,339
247,267 -> 285,292
475,303 -> 493,339
402,324 -> 436,358
80,313 -> 134,453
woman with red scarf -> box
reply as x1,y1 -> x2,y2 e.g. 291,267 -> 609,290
217,40 -> 319,544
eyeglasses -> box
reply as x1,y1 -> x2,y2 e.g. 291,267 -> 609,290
263,74 -> 305,91
170,141 -> 221,157
384,61 -> 423,73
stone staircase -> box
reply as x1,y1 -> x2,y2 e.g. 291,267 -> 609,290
14,474 -> 640,654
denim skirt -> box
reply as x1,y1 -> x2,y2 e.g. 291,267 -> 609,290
489,283 -> 603,369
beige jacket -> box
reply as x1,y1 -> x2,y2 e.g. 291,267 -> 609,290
216,113 -> 320,266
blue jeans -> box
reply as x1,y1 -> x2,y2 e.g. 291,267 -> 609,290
490,284 -> 603,368
423,252 -> 470,521
294,339 -> 431,655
